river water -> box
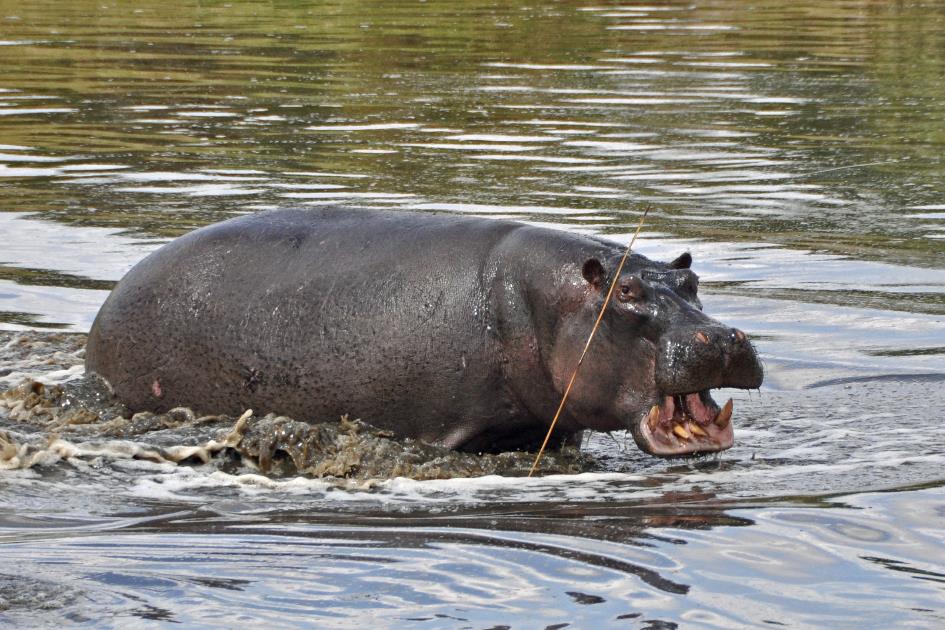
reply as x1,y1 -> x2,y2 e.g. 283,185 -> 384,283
1,0 -> 944,627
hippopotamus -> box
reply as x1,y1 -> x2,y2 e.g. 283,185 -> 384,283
85,207 -> 763,456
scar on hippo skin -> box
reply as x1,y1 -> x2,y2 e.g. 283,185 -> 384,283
84,207 -> 764,457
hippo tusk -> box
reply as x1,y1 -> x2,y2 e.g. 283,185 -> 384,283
647,405 -> 661,430
714,398 -> 733,428
688,422 -> 707,437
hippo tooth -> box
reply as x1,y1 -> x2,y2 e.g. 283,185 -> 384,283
647,405 -> 660,430
688,422 -> 707,437
673,424 -> 691,440
714,399 -> 733,428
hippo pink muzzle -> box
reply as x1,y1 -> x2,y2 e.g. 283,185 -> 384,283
638,392 -> 734,456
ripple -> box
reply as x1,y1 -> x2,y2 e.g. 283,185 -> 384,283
115,184 -> 268,196
306,123 -> 421,131
398,142 -> 539,152
0,107 -> 75,116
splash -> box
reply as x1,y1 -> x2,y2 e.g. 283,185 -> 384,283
0,332 -> 593,480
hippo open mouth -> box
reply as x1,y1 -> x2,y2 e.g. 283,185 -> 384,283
637,391 -> 734,456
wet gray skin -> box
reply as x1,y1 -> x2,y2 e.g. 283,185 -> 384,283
85,208 -> 763,456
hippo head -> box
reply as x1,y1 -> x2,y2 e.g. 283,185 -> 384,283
550,251 -> 763,457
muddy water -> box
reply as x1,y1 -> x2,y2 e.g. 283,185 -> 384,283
2,0 -> 945,627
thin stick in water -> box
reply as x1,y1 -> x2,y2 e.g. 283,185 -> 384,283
528,207 -> 650,477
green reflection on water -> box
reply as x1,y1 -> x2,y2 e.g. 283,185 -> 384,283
0,265 -> 115,291
0,0 -> 943,271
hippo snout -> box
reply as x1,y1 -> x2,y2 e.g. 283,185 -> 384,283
630,323 -> 763,457
654,325 -> 764,395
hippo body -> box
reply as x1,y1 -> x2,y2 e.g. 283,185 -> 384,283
86,208 -> 763,455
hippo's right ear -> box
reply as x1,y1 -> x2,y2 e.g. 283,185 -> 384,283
582,258 -> 605,290
668,252 -> 692,270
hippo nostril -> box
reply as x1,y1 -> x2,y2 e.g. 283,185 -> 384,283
730,329 -> 746,343
694,331 -> 710,344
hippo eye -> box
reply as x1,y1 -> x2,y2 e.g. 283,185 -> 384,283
618,284 -> 638,301
617,275 -> 647,304
618,283 -> 640,303
617,276 -> 648,303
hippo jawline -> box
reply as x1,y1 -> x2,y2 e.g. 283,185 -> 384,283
634,390 -> 735,457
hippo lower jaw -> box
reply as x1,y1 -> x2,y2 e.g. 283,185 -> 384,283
635,390 -> 734,457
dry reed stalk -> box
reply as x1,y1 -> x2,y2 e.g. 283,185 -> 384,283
528,207 -> 650,477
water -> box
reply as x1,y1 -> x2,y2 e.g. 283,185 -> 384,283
1,0 -> 944,627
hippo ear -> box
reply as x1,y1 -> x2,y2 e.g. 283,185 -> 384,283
668,252 -> 692,270
582,258 -> 605,289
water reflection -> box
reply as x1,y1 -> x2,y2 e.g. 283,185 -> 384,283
2,335 -> 945,627
3,0 -> 945,322
1,485 -> 943,628
1,0 -> 944,257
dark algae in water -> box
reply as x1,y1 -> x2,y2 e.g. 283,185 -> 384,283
232,413 -> 591,479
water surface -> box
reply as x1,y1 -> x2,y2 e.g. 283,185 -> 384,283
1,0 -> 944,627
